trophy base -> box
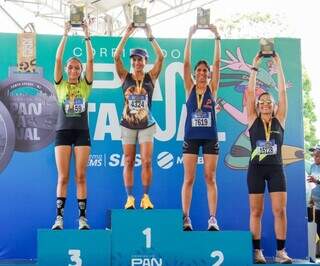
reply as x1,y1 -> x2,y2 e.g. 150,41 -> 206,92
197,25 -> 210,29
133,23 -> 146,28
70,23 -> 83,27
259,51 -> 276,58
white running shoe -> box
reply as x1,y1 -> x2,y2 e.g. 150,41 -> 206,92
183,216 -> 193,231
254,249 -> 267,264
52,216 -> 63,230
208,216 -> 220,231
78,216 -> 90,230
275,249 -> 293,264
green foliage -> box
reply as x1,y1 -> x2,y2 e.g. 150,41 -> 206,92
303,69 -> 319,159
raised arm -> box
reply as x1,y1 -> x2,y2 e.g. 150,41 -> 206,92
208,24 -> 221,97
145,24 -> 164,82
247,53 -> 262,127
82,21 -> 93,83
183,25 -> 197,94
54,22 -> 71,83
114,23 -> 135,82
273,53 -> 287,127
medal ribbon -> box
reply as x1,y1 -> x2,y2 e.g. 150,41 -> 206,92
262,118 -> 272,141
196,89 -> 204,111
135,73 -> 145,94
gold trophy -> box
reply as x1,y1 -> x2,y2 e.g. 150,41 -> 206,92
133,6 -> 147,28
70,4 -> 84,27
197,7 -> 210,29
259,38 -> 275,57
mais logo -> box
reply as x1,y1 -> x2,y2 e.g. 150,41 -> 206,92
88,154 -> 104,167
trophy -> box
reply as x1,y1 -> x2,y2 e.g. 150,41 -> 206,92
197,7 -> 210,29
70,4 -> 84,27
133,6 -> 147,28
259,38 -> 275,57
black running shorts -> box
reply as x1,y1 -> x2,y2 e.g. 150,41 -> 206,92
55,129 -> 91,146
183,139 -> 219,155
247,164 -> 286,194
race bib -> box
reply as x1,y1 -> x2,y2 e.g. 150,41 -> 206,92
128,94 -> 147,113
256,139 -> 277,155
64,97 -> 86,116
191,111 -> 211,127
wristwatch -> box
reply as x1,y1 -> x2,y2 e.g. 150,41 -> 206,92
0,100 -> 15,172
0,67 -> 58,152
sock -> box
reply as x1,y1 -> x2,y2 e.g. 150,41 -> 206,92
276,239 -> 286,251
253,239 -> 261,250
126,186 -> 133,197
78,198 -> 87,218
56,197 -> 66,217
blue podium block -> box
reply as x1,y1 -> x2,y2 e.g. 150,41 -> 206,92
177,231 -> 252,266
111,209 -> 182,265
37,230 -> 111,266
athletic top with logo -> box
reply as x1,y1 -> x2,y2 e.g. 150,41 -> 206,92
55,78 -> 92,130
249,116 -> 284,165
120,73 -> 155,129
184,86 -> 217,140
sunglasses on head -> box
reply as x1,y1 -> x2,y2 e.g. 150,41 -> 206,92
258,100 -> 273,105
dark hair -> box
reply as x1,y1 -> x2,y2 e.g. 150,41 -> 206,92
257,92 -> 273,101
194,60 -> 210,72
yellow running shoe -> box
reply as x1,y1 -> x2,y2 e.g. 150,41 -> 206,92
140,194 -> 154,209
124,196 -> 135,209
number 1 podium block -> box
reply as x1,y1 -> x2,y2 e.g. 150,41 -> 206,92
111,209 -> 182,265
37,230 -> 111,266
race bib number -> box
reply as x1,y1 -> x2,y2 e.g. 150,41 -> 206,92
191,111 -> 211,127
128,95 -> 147,112
256,139 -> 277,155
64,97 -> 86,115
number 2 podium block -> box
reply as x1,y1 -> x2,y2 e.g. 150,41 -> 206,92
37,229 -> 111,266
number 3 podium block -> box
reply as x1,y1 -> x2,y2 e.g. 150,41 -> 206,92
37,229 -> 111,266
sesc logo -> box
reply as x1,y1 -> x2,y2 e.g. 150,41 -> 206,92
157,151 -> 174,169
88,154 -> 103,167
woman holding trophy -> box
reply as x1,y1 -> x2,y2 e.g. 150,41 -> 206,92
51,20 -> 93,230
114,22 -> 164,209
181,23 -> 221,231
246,51 -> 292,264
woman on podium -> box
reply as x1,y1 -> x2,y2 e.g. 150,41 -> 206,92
114,23 -> 164,210
51,21 -> 93,230
181,24 -> 221,231
246,52 -> 292,264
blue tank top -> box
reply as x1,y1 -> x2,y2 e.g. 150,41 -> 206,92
184,86 -> 218,140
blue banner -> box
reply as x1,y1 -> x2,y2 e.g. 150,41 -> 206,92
0,34 -> 307,259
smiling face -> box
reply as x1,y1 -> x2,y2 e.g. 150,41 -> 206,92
66,59 -> 82,82
131,56 -> 146,72
195,63 -> 210,85
257,93 -> 274,115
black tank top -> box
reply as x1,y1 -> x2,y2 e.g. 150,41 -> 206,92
249,116 -> 284,165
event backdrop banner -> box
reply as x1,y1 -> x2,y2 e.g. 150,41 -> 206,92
0,33 -> 306,259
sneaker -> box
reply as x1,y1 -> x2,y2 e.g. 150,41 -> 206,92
140,194 -> 154,209
78,216 -> 90,230
52,216 -> 63,230
254,249 -> 267,264
275,249 -> 292,264
183,216 -> 193,231
208,216 -> 220,231
124,196 -> 135,209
